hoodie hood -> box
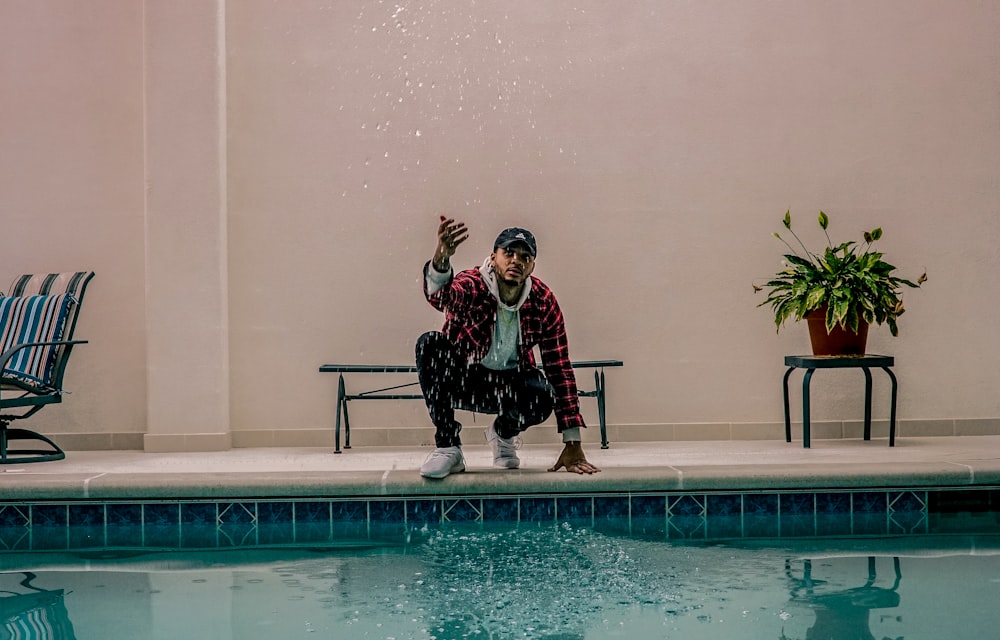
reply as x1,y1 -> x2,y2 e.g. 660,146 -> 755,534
480,255 -> 531,311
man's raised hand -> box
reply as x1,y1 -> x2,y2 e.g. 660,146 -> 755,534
433,216 -> 469,272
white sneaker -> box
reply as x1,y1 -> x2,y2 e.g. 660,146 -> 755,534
486,421 -> 521,469
420,446 -> 466,479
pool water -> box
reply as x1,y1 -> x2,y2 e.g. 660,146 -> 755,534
2,524 -> 998,640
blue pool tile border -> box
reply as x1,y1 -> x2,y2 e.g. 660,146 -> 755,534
1,487 -> 998,552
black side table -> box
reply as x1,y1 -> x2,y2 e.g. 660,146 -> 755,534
783,355 -> 897,448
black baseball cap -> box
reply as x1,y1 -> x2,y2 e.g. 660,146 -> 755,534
493,227 -> 537,257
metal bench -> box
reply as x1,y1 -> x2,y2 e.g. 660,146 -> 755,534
318,360 -> 623,453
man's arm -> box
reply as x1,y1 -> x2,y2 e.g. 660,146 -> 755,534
432,216 -> 468,273
535,288 -> 601,474
424,216 -> 471,303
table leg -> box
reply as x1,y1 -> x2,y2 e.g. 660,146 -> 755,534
863,367 -> 873,441
802,368 -> 816,448
883,366 -> 898,447
783,367 -> 795,443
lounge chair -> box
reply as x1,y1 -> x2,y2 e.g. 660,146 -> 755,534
0,271 -> 94,463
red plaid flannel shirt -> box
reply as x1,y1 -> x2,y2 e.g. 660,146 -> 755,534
423,261 -> 585,432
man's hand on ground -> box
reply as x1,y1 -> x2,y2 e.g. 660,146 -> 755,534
548,442 -> 601,474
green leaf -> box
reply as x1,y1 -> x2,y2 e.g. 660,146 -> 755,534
805,287 -> 826,309
783,210 -> 791,229
818,210 -> 828,230
871,227 -> 883,241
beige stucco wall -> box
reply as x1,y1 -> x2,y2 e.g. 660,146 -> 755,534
0,1 -> 147,449
1,1 -> 998,451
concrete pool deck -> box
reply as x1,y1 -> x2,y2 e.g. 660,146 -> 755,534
3,435 -> 1000,501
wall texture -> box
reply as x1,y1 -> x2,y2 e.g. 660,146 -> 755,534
2,1 -> 998,450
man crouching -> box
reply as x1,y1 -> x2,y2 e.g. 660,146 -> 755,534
416,216 -> 600,479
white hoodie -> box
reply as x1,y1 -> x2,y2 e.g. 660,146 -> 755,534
478,256 -> 531,371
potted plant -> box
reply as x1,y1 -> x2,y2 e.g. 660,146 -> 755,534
755,210 -> 926,355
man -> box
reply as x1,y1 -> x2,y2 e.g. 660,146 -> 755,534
416,216 -> 600,479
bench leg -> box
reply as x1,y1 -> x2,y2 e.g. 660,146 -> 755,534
343,395 -> 352,450
334,374 -> 345,453
595,369 -> 609,449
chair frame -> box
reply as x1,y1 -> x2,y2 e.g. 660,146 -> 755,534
0,272 -> 94,464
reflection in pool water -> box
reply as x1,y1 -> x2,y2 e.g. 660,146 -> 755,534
1,523 -> 998,639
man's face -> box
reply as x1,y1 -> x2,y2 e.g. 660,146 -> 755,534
491,243 -> 535,286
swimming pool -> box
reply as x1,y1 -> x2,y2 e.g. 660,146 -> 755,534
2,484 -> 1000,639
1,523 -> 998,640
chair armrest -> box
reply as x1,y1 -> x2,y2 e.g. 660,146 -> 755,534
0,340 -> 89,370
0,340 -> 89,400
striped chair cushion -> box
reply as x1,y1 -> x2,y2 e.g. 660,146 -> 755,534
0,294 -> 76,388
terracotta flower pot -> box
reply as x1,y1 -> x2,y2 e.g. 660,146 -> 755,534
805,307 -> 869,356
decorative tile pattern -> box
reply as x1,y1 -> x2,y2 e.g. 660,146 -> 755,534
294,502 -> 330,525
257,501 -> 294,525
780,513 -> 815,538
780,493 -> 814,517
557,497 -> 593,522
369,500 -> 405,523
443,499 -> 482,522
889,490 -> 926,513
0,526 -> 30,551
706,494 -> 741,517
816,513 -> 851,537
668,494 -> 705,517
68,524 -> 104,549
0,506 -> 29,527
181,522 -> 217,548
593,496 -> 629,521
519,498 -> 555,523
68,504 -> 104,526
744,494 -> 779,516
406,499 -> 440,525
181,502 -> 216,525
330,501 -> 367,523
106,503 -> 141,527
31,526 -> 68,551
482,498 -> 519,522
706,515 -> 742,539
668,515 -> 706,540
744,514 -> 779,538
144,503 -> 179,526
31,505 -> 67,527
631,495 -> 666,518
218,503 -> 256,525
816,492 -> 851,514
889,510 -> 927,535
0,486 -> 975,553
144,524 -> 179,548
853,492 -> 887,514
219,522 -> 257,547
